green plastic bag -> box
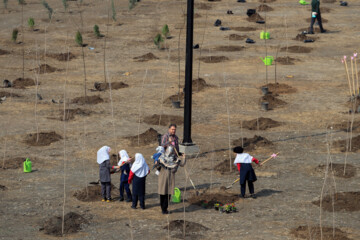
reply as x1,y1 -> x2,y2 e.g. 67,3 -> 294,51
23,158 -> 32,173
172,187 -> 181,203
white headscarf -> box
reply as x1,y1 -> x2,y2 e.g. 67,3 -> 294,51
118,150 -> 130,166
233,153 -> 253,165
156,146 -> 165,154
131,153 -> 149,178
97,146 -> 111,164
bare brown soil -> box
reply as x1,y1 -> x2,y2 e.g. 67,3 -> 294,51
275,56 -> 298,65
12,78 -> 36,88
262,83 -> 297,94
305,18 -> 328,23
322,0 -> 336,3
293,33 -> 316,41
0,91 -> 21,98
232,27 -> 257,31
192,78 -> 212,91
260,94 -> 287,109
334,135 -> 360,152
195,3 -> 211,10
243,117 -> 282,130
290,226 -> 350,240
259,0 -> 276,2
281,46 -> 313,53
314,163 -> 357,178
312,192 -> 360,212
333,120 -> 360,133
346,98 -> 360,113
24,132 -> 62,146
125,128 -> 160,147
133,52 -> 159,62
32,64 -> 58,74
47,52 -> 76,61
247,13 -> 264,23
56,108 -> 92,121
166,220 -> 209,233
321,7 -> 332,13
73,184 -> 118,202
94,82 -> 129,91
0,157 -> 25,169
71,95 -> 104,105
41,212 -> 88,236
198,56 -> 228,63
257,4 -> 273,12
233,135 -> 273,151
215,46 -> 244,52
188,190 -> 240,208
0,49 -> 10,55
0,185 -> 7,191
298,27 -> 321,33
212,159 -> 236,174
143,114 -> 183,126
228,34 -> 248,40
183,13 -> 202,19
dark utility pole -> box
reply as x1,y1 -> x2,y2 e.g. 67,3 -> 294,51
182,0 -> 194,145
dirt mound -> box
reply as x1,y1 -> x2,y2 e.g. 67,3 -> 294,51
334,135 -> 360,152
198,56 -> 228,63
58,108 -> 92,121
260,94 -> 287,109
293,33 -> 316,41
41,212 -> 88,236
290,225 -> 350,240
257,4 -> 273,12
133,52 -> 159,62
143,114 -> 183,126
333,120 -> 360,133
0,49 -> 10,55
73,184 -> 117,202
243,117 -> 282,130
281,46 -> 312,53
188,191 -> 239,208
312,192 -> 360,212
164,92 -> 184,105
192,78 -> 212,91
232,27 -> 257,32
321,7 -> 332,13
0,185 -> 7,191
215,46 -> 244,52
94,82 -> 129,91
0,91 -> 21,98
298,27 -> 321,33
346,97 -> 360,113
247,13 -> 264,22
12,78 -> 36,88
166,220 -> 209,233
195,3 -> 211,10
0,157 -> 25,169
125,128 -> 160,147
71,95 -> 104,105
213,159 -> 236,174
32,64 -> 58,74
48,52 -> 76,61
25,132 -> 62,146
276,56 -> 298,65
228,34 -> 248,40
262,83 -> 297,94
259,0 -> 276,2
233,135 -> 273,151
314,163 -> 356,178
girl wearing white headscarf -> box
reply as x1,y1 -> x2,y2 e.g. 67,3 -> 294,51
117,150 -> 133,202
128,153 -> 149,209
97,146 -> 119,202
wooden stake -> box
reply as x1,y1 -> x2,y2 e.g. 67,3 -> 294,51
260,152 -> 280,166
354,53 -> 359,95
351,57 -> 356,96
343,57 -> 352,97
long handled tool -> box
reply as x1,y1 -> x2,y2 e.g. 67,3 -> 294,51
225,178 -> 240,189
260,152 -> 279,166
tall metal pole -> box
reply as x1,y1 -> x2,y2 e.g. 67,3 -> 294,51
183,0 -> 194,145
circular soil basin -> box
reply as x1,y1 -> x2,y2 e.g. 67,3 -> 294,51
275,56 -> 299,65
195,3 -> 211,10
1,157 -> 27,170
313,192 -> 360,212
24,132 -> 62,146
262,83 -> 297,94
40,212 -> 88,236
188,190 -> 240,208
71,95 -> 104,105
133,52 -> 159,62
281,46 -> 313,53
259,94 -> 287,109
0,49 -> 10,55
257,4 -> 273,12
0,91 -> 21,98
247,13 -> 264,22
334,135 -> 360,152
228,34 -> 249,41
242,117 -> 282,130
73,184 -> 118,202
94,82 -> 129,91
291,225 -> 350,240
314,163 -> 356,178
56,108 -> 92,121
31,64 -> 58,74
198,56 -> 229,63
12,78 -> 36,89
232,135 -> 273,151
124,128 -> 160,147
165,220 -> 209,235
143,114 -> 183,126
47,52 -> 76,61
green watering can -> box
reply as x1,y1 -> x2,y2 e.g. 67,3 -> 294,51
260,31 -> 270,40
172,187 -> 181,203
23,158 -> 32,173
260,56 -> 274,66
299,0 -> 309,5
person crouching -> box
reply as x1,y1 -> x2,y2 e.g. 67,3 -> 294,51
97,146 -> 120,202
128,153 -> 150,209
233,146 -> 259,199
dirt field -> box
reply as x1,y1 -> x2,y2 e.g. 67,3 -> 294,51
1,0 -> 360,239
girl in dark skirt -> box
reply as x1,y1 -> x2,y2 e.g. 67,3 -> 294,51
97,146 -> 120,202
233,146 -> 259,198
128,153 -> 149,209
118,150 -> 133,202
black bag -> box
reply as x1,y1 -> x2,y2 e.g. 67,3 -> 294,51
246,9 -> 256,17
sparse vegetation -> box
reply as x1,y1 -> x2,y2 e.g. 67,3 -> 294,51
94,25 -> 101,37
17,0 -> 25,5
154,34 -> 164,49
162,24 -> 170,38
129,0 -> 137,10
111,0 -> 116,21
62,0 -> 68,11
12,28 -> 18,43
75,31 -> 83,46
3,0 -> 8,9
28,18 -> 35,30
42,0 -> 53,20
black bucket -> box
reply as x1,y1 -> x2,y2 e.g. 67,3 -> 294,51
261,102 -> 269,111
261,86 -> 269,95
172,101 -> 181,108
246,9 -> 256,17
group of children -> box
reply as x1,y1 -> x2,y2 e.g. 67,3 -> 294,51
96,146 -> 149,209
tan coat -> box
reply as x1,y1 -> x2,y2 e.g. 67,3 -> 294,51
158,158 -> 186,195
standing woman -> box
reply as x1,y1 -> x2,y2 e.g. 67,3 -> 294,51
309,0 -> 326,34
97,146 -> 120,202
128,153 -> 149,209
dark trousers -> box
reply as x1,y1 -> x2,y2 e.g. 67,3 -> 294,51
119,181 -> 132,200
309,11 -> 324,32
160,194 -> 171,212
240,181 -> 254,197
101,182 -> 111,199
132,194 -> 145,209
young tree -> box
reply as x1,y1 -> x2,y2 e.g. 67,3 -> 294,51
62,0 -> 68,11
154,34 -> 164,49
94,25 -> 101,37
28,18 -> 35,30
12,29 -> 19,43
42,0 -> 53,19
111,0 -> 116,21
75,31 -> 83,46
3,0 -> 8,9
162,24 -> 170,38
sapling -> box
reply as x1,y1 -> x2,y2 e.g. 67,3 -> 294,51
129,0 -> 136,10
12,28 -> 18,43
162,24 -> 170,38
154,33 -> 163,49
42,0 -> 53,20
75,31 -> 83,46
111,0 -> 116,21
28,18 -> 35,30
62,0 -> 68,11
94,24 -> 101,37
3,0 -> 8,9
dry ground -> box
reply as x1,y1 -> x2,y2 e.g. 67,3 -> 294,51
1,0 -> 360,239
